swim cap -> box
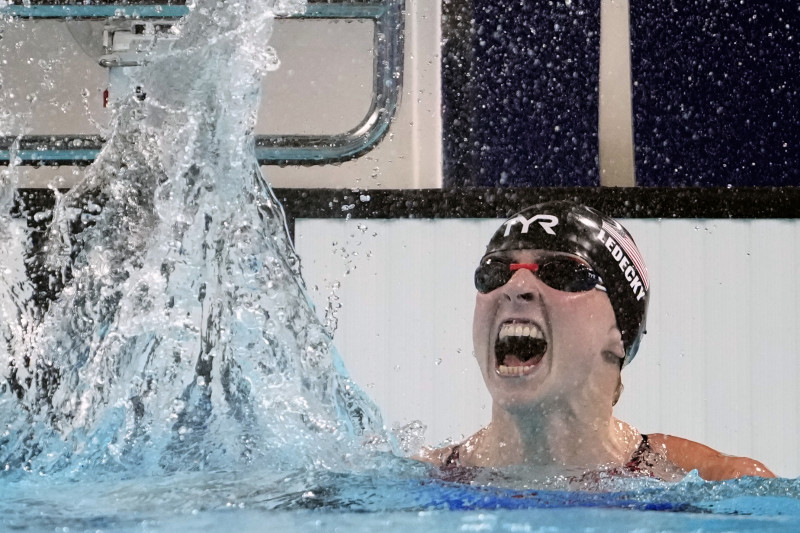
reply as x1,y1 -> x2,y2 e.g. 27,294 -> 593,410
482,201 -> 649,365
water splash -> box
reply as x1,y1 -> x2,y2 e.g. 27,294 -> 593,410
0,0 -> 389,478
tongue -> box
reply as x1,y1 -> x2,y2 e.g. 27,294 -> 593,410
502,353 -> 545,367
502,354 -> 530,367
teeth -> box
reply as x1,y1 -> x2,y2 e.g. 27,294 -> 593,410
499,322 -> 544,341
497,364 -> 538,376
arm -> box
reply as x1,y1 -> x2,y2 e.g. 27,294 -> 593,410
648,433 -> 775,481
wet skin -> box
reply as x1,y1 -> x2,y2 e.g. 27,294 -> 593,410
473,249 -> 624,415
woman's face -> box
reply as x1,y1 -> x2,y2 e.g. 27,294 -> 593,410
472,249 -> 624,412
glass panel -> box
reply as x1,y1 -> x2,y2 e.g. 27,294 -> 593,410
1,19 -> 373,137
260,19 -> 373,135
0,1 -> 401,165
0,20 -> 109,136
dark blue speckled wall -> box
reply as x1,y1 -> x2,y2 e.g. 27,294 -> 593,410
442,0 -> 601,187
442,1 -> 799,187
631,1 -> 800,186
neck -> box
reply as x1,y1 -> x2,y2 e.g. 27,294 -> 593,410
475,398 -> 638,469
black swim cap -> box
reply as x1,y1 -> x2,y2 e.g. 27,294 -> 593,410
482,201 -> 649,365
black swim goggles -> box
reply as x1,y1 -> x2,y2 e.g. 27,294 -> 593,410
474,256 -> 606,294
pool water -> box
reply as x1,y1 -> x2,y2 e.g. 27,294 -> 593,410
5,466 -> 800,532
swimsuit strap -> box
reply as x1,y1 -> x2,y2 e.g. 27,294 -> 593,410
625,434 -> 652,470
444,444 -> 462,467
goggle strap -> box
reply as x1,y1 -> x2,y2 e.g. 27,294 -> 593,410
509,263 -> 540,272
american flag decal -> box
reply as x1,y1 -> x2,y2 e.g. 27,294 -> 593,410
602,220 -> 649,290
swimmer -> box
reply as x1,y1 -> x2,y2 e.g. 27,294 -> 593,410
418,201 -> 774,481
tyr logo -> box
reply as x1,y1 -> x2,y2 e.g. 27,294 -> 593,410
503,214 -> 559,236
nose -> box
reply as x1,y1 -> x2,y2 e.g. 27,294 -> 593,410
500,267 -> 542,302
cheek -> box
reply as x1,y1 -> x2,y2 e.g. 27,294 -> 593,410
550,295 -> 614,351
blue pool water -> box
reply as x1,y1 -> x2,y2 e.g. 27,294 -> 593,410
5,467 -> 800,531
2,0 -> 800,530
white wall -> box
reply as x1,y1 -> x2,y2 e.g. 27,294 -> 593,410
296,217 -> 800,478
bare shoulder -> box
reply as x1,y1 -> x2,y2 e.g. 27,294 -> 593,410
413,443 -> 459,467
413,427 -> 490,467
647,433 -> 775,481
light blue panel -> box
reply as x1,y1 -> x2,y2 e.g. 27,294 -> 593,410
616,220 -> 713,443
703,222 -> 753,452
616,219 -> 800,476
701,222 -> 751,452
747,220 -> 800,477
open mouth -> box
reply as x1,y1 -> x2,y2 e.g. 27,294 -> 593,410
494,321 -> 547,376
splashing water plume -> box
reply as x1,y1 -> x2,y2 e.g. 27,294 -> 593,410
0,0 -> 388,478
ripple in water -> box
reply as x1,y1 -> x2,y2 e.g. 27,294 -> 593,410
0,0 -> 389,479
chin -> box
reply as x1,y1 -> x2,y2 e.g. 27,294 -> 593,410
490,383 -> 551,411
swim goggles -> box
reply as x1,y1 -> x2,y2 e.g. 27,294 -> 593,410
474,256 -> 606,294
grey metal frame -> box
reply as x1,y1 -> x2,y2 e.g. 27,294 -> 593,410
0,1 -> 404,165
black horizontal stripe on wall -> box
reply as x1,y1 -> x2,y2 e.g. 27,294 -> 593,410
16,186 -> 800,224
